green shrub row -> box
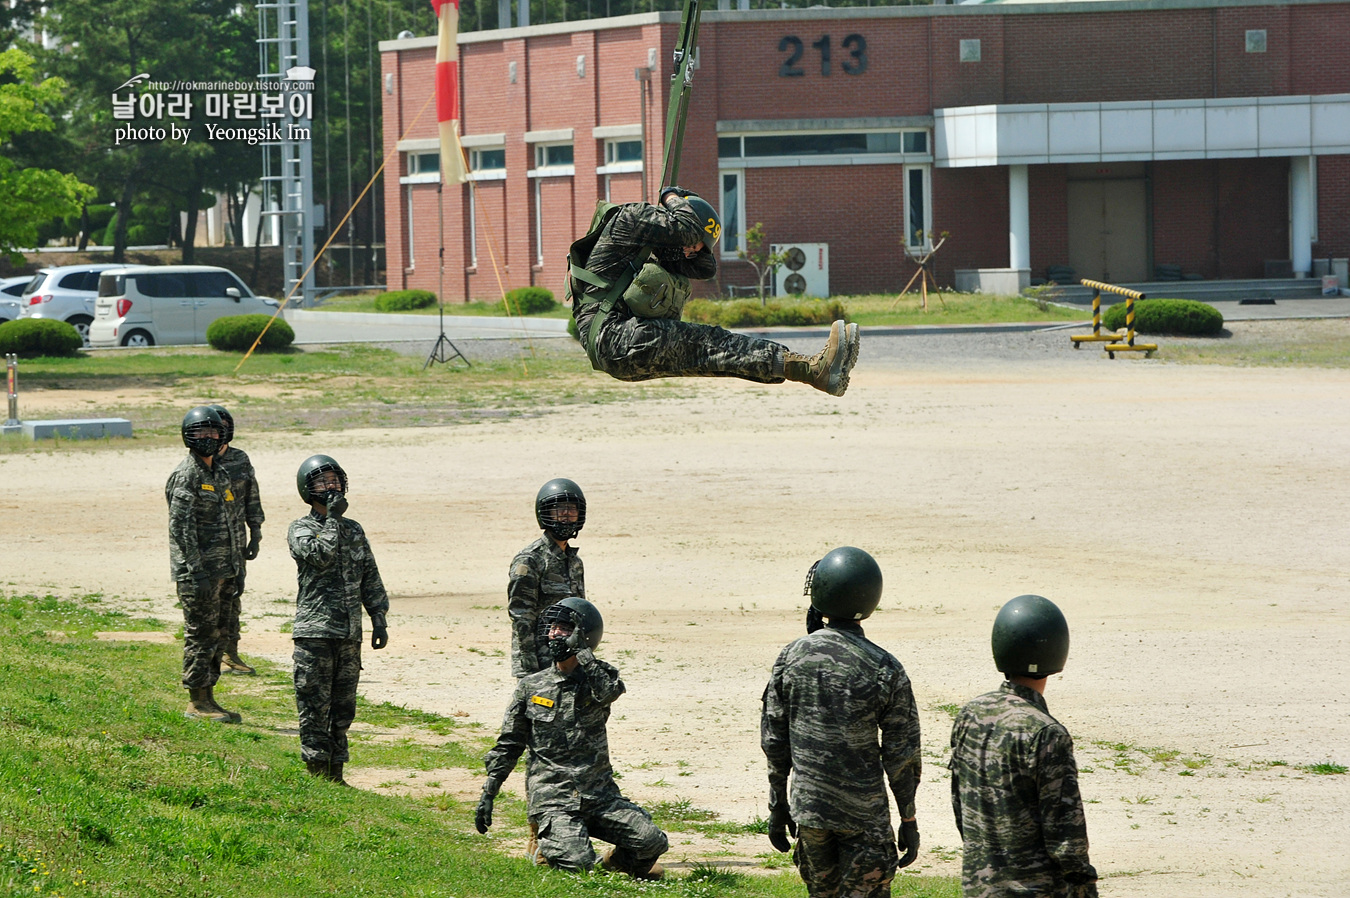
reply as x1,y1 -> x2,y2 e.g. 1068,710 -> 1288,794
501,286 -> 557,315
373,289 -> 438,312
0,318 -> 84,357
683,298 -> 848,329
1103,298 -> 1224,336
205,314 -> 296,352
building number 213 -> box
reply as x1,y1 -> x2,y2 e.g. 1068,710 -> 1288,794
778,34 -> 868,77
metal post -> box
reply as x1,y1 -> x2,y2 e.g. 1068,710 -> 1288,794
5,354 -> 17,426
636,67 -> 652,203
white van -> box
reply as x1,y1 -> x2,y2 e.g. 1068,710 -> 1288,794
88,266 -> 279,348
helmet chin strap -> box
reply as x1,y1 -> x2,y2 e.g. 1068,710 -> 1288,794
546,523 -> 580,542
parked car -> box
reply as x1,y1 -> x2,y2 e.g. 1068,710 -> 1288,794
18,264 -> 124,344
0,276 -> 27,323
88,266 -> 280,348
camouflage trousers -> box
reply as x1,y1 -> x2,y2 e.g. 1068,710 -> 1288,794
178,577 -> 231,689
581,308 -> 786,383
533,792 -> 668,873
222,567 -> 245,656
793,824 -> 899,898
293,637 -> 362,764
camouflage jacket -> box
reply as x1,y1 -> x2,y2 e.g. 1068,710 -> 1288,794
507,537 -> 585,677
483,650 -> 626,815
949,682 -> 1098,898
165,453 -> 242,582
573,198 -> 717,319
215,446 -> 265,545
761,622 -> 922,831
287,510 -> 389,641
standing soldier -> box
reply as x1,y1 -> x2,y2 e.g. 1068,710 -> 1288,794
571,189 -> 861,396
507,479 -> 587,679
761,546 -> 922,898
949,595 -> 1098,898
209,405 -> 264,676
166,406 -> 243,723
287,454 -> 390,785
476,598 -> 667,880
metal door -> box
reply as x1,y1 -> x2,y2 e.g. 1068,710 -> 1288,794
1067,179 -> 1148,283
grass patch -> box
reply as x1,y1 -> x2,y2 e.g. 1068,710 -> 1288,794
315,292 -> 572,319
0,343 -> 689,454
840,292 -> 1084,327
1302,762 -> 1347,775
0,592 -> 959,898
1160,319 -> 1350,368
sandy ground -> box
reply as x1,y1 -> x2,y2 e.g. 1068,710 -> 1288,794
3,335 -> 1349,896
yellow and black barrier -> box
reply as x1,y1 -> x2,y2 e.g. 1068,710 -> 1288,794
1071,279 -> 1158,358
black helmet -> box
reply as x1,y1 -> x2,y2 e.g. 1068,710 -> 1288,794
541,596 -> 604,655
208,404 -> 235,444
535,478 -> 586,542
807,546 -> 883,621
296,454 -> 349,504
685,195 -> 722,248
181,406 -> 225,458
991,594 -> 1070,677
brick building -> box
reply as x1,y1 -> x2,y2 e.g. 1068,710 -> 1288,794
380,0 -> 1350,300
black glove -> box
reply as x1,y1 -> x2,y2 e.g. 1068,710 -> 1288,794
768,801 -> 797,853
245,529 -> 262,561
565,625 -> 588,654
897,819 -> 920,868
659,185 -> 695,205
192,575 -> 213,602
806,605 -> 824,634
474,783 -> 499,834
324,491 -> 348,518
370,614 -> 388,650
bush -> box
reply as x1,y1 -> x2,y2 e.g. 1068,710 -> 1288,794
1103,298 -> 1224,336
567,316 -> 581,343
0,318 -> 84,357
373,289 -> 437,312
683,298 -> 848,329
501,287 -> 557,315
206,314 -> 295,352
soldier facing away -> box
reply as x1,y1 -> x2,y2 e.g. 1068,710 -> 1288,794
165,406 -> 244,723
476,598 -> 668,880
507,479 -> 587,679
287,454 -> 389,785
761,547 -> 923,898
209,404 -> 264,676
571,188 -> 861,396
949,594 -> 1098,898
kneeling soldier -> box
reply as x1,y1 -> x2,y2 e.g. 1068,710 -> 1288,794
476,598 -> 667,879
288,454 -> 389,785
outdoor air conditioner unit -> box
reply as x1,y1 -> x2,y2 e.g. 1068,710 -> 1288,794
770,243 -> 829,298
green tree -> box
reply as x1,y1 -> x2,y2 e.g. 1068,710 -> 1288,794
0,48 -> 95,261
737,222 -> 790,305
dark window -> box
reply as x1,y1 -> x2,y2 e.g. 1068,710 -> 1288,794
58,272 -> 88,290
608,140 -> 642,163
540,144 -> 573,167
718,137 -> 741,158
97,275 -> 124,297
907,168 -> 926,247
191,271 -> 246,297
3,281 -> 27,297
23,274 -> 45,294
742,132 -> 900,157
135,273 -> 188,297
474,148 -> 506,170
721,173 -> 740,254
902,132 -> 928,154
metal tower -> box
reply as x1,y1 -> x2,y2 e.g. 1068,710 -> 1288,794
257,0 -> 316,306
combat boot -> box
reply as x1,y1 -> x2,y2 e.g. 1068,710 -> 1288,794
305,758 -> 329,778
184,687 -> 232,723
781,320 -> 860,397
600,848 -> 665,881
327,762 -> 350,786
221,653 -> 256,675
202,684 -> 241,724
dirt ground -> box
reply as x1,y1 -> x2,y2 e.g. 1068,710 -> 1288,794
3,335 -> 1349,896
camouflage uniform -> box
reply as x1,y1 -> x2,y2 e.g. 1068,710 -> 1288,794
949,682 -> 1098,898
507,537 -> 585,678
166,454 -> 242,689
573,197 -> 786,383
761,621 -> 922,898
287,509 -> 389,764
483,650 -> 667,873
215,446 -> 265,657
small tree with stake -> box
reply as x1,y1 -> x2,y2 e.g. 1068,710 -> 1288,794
737,222 -> 791,306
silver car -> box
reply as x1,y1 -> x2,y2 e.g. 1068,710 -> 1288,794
19,264 -> 124,345
0,276 -> 26,323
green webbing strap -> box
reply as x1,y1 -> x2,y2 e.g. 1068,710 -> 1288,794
577,245 -> 653,359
